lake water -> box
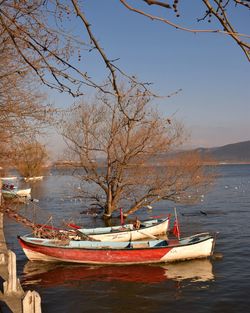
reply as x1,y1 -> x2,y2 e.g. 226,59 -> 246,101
2,165 -> 250,313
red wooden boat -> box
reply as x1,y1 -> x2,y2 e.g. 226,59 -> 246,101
18,232 -> 216,265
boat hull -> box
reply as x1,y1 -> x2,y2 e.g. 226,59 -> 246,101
1,190 -> 17,199
18,234 -> 215,265
24,176 -> 43,182
16,188 -> 31,197
78,218 -> 169,242
2,188 -> 31,201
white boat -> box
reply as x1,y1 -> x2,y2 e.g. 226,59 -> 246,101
1,175 -> 31,200
2,184 -> 31,200
77,218 -> 170,242
16,188 -> 31,197
24,176 -> 43,182
1,176 -> 18,181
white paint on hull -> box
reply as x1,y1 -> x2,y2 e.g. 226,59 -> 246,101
161,238 -> 214,262
23,248 -> 59,262
85,220 -> 169,242
1,176 -> 17,181
16,188 -> 31,196
24,176 -> 43,182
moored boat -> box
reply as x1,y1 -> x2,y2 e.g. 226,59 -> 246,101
18,232 -> 216,265
1,176 -> 18,181
77,217 -> 170,242
24,176 -> 43,182
1,178 -> 31,201
2,187 -> 31,200
16,188 -> 31,197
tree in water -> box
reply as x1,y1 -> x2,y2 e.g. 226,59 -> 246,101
11,140 -> 49,179
59,83 -> 214,218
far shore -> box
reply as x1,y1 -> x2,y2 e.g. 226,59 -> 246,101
52,161 -> 250,169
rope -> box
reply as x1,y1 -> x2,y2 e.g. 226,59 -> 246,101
0,205 -> 72,240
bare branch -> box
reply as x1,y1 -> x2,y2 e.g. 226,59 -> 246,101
120,0 -> 250,61
143,0 -> 171,9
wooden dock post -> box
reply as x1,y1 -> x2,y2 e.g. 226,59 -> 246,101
0,212 -> 8,280
22,291 -> 42,313
0,213 -> 5,264
3,250 -> 23,295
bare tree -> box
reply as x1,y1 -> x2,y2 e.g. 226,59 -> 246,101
1,1 -> 248,101
0,42 -> 53,167
1,1 -> 238,216
11,140 -> 49,179
1,1 -> 248,156
0,0 -> 127,97
59,84 -> 213,218
0,1 -> 85,96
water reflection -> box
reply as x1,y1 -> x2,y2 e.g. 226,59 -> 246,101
22,259 -> 214,287
164,259 -> 214,282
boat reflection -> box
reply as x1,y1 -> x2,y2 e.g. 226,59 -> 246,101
22,259 -> 214,287
164,259 -> 214,282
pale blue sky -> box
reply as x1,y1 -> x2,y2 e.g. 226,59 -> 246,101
48,1 -> 250,155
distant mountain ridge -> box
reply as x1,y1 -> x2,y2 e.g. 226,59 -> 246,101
54,140 -> 250,167
195,140 -> 250,163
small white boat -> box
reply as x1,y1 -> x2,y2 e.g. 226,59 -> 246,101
1,176 -> 18,181
77,218 -> 170,242
24,176 -> 43,182
16,188 -> 31,197
1,175 -> 31,199
1,182 -> 31,200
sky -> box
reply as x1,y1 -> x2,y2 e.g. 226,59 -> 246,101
47,1 -> 250,156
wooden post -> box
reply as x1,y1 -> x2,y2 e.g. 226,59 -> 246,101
0,212 -> 7,271
0,178 -> 2,206
22,290 -> 42,313
0,251 -> 5,264
3,250 -> 23,295
0,212 -> 3,229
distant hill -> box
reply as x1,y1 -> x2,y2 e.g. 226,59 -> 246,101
195,140 -> 250,163
53,140 -> 250,167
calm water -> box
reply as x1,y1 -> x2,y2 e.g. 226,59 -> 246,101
2,165 -> 250,312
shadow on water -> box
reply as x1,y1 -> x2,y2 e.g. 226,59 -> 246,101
21,259 -> 214,287
20,259 -> 218,313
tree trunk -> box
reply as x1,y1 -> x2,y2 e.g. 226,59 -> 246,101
104,184 -> 113,218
